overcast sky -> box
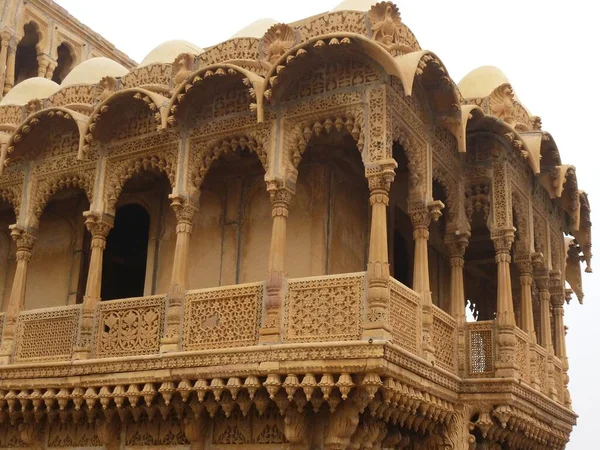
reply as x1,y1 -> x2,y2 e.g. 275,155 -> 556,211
54,0 -> 599,447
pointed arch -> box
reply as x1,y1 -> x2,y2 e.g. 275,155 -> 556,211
167,63 -> 264,125
82,88 -> 169,157
2,107 -> 87,171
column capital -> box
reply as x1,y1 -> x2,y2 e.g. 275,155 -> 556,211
169,194 -> 198,225
409,200 -> 444,229
491,226 -> 515,253
266,180 -> 293,217
445,232 -> 470,257
10,225 -> 36,262
83,211 -> 114,238
549,270 -> 564,307
366,160 -> 396,196
514,254 -> 533,276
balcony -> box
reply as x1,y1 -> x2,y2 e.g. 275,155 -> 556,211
0,273 -> 565,405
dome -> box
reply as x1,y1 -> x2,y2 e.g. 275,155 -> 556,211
61,57 -> 129,87
139,40 -> 204,67
231,18 -> 278,39
0,77 -> 60,106
331,0 -> 378,12
458,66 -> 512,99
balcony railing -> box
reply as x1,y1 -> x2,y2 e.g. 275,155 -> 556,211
0,273 -> 566,406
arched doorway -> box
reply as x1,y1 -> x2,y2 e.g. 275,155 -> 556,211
101,204 -> 150,300
15,22 -> 40,84
51,43 -> 75,84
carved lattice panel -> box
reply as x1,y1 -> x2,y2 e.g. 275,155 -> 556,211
533,345 -> 548,389
93,296 -> 165,358
213,405 -> 286,445
183,283 -> 262,351
284,273 -> 364,343
389,278 -> 420,354
466,321 -> 495,377
515,329 -> 529,382
14,305 -> 81,363
554,362 -> 565,404
432,307 -> 457,373
48,422 -> 101,448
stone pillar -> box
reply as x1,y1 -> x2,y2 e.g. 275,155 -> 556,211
363,163 -> 395,340
161,195 -> 197,353
516,257 -> 536,340
491,227 -> 517,377
549,270 -> 566,360
74,212 -> 113,359
446,232 -> 469,321
0,32 -> 11,98
534,273 -> 554,353
0,226 -> 36,364
3,40 -> 16,95
409,200 -> 443,360
259,183 -> 292,344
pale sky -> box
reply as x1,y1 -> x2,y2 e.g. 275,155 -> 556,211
54,0 -> 599,447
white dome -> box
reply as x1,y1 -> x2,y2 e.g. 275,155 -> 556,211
458,66 -> 512,99
61,57 -> 129,87
331,0 -> 378,12
139,40 -> 203,67
231,18 -> 278,39
0,77 -> 60,106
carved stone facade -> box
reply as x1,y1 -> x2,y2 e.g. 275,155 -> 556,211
0,2 -> 592,450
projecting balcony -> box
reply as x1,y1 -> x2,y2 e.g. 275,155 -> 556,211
0,273 -> 565,408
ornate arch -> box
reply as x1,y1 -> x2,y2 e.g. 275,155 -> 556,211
262,33 -> 406,105
432,165 -> 458,225
0,185 -> 22,218
1,107 -> 87,172
188,131 -> 269,192
82,88 -> 169,157
284,108 -> 365,175
511,189 -> 532,255
29,172 -> 94,224
104,148 -> 178,213
167,63 -> 265,126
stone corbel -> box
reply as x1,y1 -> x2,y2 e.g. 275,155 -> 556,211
96,414 -> 121,450
284,407 -> 310,450
183,413 -> 207,450
324,399 -> 361,450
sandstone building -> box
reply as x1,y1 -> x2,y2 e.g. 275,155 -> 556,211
0,0 -> 593,449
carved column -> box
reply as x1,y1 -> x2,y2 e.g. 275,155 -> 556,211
549,270 -> 566,360
0,226 -> 36,364
161,195 -> 197,353
0,32 -> 11,98
534,272 -> 554,353
259,183 -> 293,344
491,227 -> 517,377
515,257 -> 536,340
446,232 -> 469,320
409,200 -> 443,360
3,40 -> 16,95
74,212 -> 113,359
364,163 -> 395,340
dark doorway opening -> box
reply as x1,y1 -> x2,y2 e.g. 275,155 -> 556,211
101,204 -> 150,300
52,43 -> 74,84
15,22 -> 40,83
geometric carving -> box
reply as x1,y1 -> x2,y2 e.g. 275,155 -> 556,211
515,328 -> 529,382
466,321 -> 495,377
389,278 -> 420,354
48,422 -> 101,448
14,305 -> 81,363
284,273 -> 364,343
125,411 -> 188,446
93,296 -> 165,358
183,283 -> 262,351
432,306 -> 457,373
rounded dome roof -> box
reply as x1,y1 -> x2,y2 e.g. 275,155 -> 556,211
331,0 -> 378,12
139,40 -> 204,67
458,65 -> 511,99
231,18 -> 278,39
61,57 -> 129,87
0,77 -> 60,106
